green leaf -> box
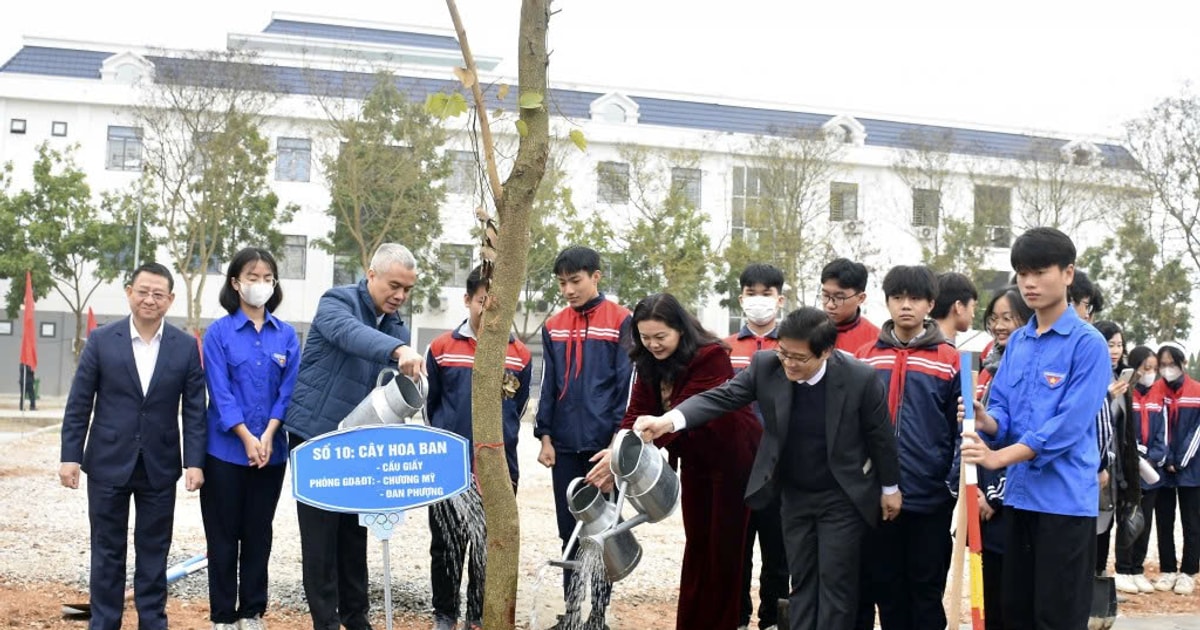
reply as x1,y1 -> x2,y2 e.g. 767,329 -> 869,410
518,92 -> 544,110
569,129 -> 588,152
424,92 -> 469,119
515,119 -> 529,138
497,84 -> 510,101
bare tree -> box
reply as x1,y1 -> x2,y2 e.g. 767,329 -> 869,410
1011,138 -> 1113,235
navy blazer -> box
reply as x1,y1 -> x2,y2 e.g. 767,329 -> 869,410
61,317 -> 207,489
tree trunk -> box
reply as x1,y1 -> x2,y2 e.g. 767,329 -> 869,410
450,0 -> 550,628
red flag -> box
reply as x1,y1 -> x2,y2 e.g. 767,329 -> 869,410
19,270 -> 37,371
86,307 -> 98,336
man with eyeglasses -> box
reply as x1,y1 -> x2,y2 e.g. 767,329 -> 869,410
819,259 -> 879,354
60,262 -> 207,630
634,307 -> 901,630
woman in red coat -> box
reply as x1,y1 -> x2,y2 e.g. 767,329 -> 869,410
595,292 -> 761,629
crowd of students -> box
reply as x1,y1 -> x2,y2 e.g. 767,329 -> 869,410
56,228 -> 1199,630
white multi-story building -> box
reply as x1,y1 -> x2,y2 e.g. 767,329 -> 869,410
0,13 -> 1139,396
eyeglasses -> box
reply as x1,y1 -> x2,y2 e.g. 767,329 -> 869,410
132,288 -> 170,303
819,291 -> 863,307
776,348 -> 818,365
986,313 -> 1019,328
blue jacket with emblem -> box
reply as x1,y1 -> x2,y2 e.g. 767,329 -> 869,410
423,321 -> 531,483
284,280 -> 410,440
533,294 -> 633,454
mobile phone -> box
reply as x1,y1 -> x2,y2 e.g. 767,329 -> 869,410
1118,368 -> 1135,385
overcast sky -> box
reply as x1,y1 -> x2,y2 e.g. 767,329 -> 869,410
3,0 -> 1200,140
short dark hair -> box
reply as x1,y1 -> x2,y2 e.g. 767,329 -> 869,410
1158,343 -> 1188,368
739,264 -> 784,292
882,265 -> 938,302
777,306 -> 838,356
128,262 -> 174,292
931,272 -> 978,319
466,265 -> 487,297
820,258 -> 868,293
553,246 -> 602,276
1128,346 -> 1155,372
628,293 -> 723,386
1010,227 -> 1076,273
1069,270 -> 1105,315
218,248 -> 283,314
983,285 -> 1033,331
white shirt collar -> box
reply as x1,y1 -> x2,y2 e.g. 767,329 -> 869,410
129,316 -> 165,343
456,320 -> 477,340
796,359 -> 828,386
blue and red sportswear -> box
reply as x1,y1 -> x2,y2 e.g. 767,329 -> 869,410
1162,374 -> 1200,488
835,309 -> 880,355
1132,381 -> 1168,490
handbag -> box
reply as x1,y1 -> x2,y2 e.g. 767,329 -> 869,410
1088,575 -> 1117,630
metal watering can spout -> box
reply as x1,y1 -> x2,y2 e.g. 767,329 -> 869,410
338,369 -> 428,430
563,477 -> 643,582
609,429 -> 681,523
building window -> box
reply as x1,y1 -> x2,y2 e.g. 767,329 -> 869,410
912,188 -> 941,228
731,165 -> 774,244
597,161 -> 630,204
333,255 -> 366,286
9,119 -> 26,134
0,321 -> 11,335
106,125 -> 143,171
276,137 -> 312,182
439,243 -> 474,287
974,185 -> 1012,248
278,235 -> 308,280
447,150 -> 477,195
51,121 -> 68,137
829,182 -> 859,221
670,167 -> 702,208
40,322 -> 56,338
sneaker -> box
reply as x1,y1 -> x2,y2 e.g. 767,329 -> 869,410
1154,572 -> 1178,591
213,625 -> 239,630
238,616 -> 266,630
1174,573 -> 1196,595
1133,574 -> 1155,593
1114,574 -> 1139,594
432,615 -> 457,630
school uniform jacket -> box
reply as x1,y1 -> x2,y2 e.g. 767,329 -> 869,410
835,310 -> 880,355
1132,382 -> 1168,490
724,324 -> 779,373
1163,375 -> 1200,488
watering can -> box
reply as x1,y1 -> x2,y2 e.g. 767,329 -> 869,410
609,429 -> 680,523
564,477 -> 643,582
338,369 -> 427,430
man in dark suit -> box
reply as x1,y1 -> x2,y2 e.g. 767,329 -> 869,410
59,262 -> 206,630
635,307 -> 901,630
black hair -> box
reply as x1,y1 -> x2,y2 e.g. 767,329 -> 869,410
739,263 -> 785,292
1158,344 -> 1188,368
218,247 -> 283,314
128,262 -> 175,292
1128,346 -> 1155,372
1069,270 -> 1105,315
466,265 -> 486,297
1010,226 -> 1076,273
820,258 -> 868,293
983,285 -> 1033,332
1094,320 -> 1125,371
628,293 -> 724,386
553,246 -> 602,277
882,265 -> 938,302
931,272 -> 978,319
777,306 -> 838,356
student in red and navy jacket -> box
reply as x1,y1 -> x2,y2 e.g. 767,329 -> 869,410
821,258 -> 880,354
423,266 -> 531,630
723,263 -> 788,630
534,246 -> 632,630
1156,342 -> 1200,594
854,265 -> 961,630
1117,346 -> 1168,591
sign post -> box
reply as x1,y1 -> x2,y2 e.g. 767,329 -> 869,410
291,424 -> 471,630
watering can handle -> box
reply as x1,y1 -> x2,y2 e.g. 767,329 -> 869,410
376,368 -> 400,388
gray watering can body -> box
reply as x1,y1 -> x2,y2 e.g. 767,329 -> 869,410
338,369 -> 428,430
609,429 -> 681,523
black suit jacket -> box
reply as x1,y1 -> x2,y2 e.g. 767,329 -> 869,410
61,317 -> 206,489
674,350 -> 900,526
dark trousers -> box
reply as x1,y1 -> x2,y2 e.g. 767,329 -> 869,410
677,467 -> 750,630
550,449 -> 612,614
87,456 -> 175,630
199,455 -> 286,624
1096,515 -> 1114,574
1003,508 -> 1095,630
740,497 -> 788,629
428,485 -> 485,624
290,434 -> 372,630
781,486 -> 868,630
1116,488 -> 1158,574
1180,486 -> 1200,575
981,549 -> 1004,630
858,505 -> 953,630
1156,486 -> 1179,573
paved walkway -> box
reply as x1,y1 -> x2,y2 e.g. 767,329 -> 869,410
956,615 -> 1200,629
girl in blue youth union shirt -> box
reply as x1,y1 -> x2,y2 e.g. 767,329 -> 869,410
201,247 -> 300,630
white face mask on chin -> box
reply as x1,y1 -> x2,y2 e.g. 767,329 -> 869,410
1139,372 -> 1157,388
742,296 -> 779,327
240,282 -> 274,308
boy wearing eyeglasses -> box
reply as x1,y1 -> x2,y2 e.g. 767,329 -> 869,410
853,265 -> 961,630
820,258 -> 879,354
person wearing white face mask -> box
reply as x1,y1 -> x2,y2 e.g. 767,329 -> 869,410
1152,342 -> 1200,595
201,247 -> 300,630
1115,346 -> 1167,594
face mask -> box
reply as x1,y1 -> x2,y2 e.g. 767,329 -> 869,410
742,296 -> 778,326
1160,366 -> 1183,383
1139,373 -> 1157,388
239,282 -> 274,308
